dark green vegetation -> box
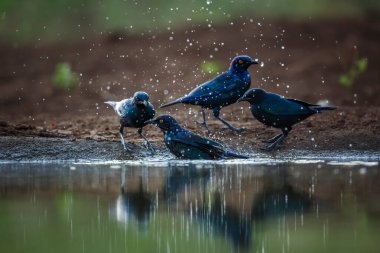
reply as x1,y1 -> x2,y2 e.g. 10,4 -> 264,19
200,60 -> 222,75
1,0 -> 380,43
52,62 -> 79,92
339,57 -> 368,88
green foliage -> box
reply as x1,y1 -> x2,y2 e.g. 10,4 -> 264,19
2,0 -> 380,43
52,62 -> 79,92
200,60 -> 222,75
339,57 -> 368,88
356,58 -> 368,73
339,74 -> 353,87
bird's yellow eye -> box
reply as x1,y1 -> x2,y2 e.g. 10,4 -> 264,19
159,119 -> 164,124
238,59 -> 244,64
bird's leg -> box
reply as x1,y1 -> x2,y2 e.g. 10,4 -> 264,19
262,133 -> 283,143
120,166 -> 126,193
261,134 -> 285,151
261,127 -> 291,151
119,126 -> 131,151
213,108 -> 245,133
138,128 -> 155,153
195,109 -> 211,133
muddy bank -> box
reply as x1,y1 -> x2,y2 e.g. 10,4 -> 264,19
0,136 -> 379,162
1,106 -> 379,152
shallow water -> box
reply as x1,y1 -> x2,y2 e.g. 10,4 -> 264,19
1,162 -> 380,253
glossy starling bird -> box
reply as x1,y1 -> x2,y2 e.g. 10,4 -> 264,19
145,115 -> 247,159
105,91 -> 155,152
160,55 -> 258,133
238,88 -> 336,150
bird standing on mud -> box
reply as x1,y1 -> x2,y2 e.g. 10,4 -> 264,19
105,91 -> 156,152
160,55 -> 258,133
238,88 -> 336,150
145,115 -> 247,159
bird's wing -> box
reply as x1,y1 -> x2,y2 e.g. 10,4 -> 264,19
286,98 -> 318,107
117,99 -> 133,117
170,130 -> 226,157
146,103 -> 156,118
260,94 -> 314,116
186,72 -> 236,99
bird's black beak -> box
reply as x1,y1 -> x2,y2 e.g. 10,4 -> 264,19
250,59 -> 259,65
136,100 -> 148,107
144,119 -> 156,125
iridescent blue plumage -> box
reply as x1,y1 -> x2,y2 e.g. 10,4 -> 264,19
239,88 -> 336,150
105,91 -> 156,152
160,55 -> 258,133
145,115 -> 247,159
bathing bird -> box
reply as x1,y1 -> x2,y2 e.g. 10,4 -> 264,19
160,55 -> 258,133
105,91 -> 155,152
145,115 -> 247,159
238,88 -> 336,150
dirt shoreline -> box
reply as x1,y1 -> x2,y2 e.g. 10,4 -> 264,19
1,105 -> 379,150
0,136 -> 379,162
0,105 -> 379,162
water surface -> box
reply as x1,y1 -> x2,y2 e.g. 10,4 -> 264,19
1,162 -> 379,253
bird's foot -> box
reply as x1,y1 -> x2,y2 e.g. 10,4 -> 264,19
260,145 -> 277,151
122,143 -> 132,151
260,137 -> 285,151
144,141 -> 155,154
221,127 -> 245,134
195,120 -> 212,134
205,131 -> 214,137
262,134 -> 283,144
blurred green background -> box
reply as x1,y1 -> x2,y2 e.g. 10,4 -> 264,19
1,0 -> 379,44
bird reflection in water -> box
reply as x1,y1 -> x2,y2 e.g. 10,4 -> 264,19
116,175 -> 155,230
200,191 -> 253,249
114,165 -> 314,251
251,184 -> 312,220
199,184 -> 312,249
164,164 -> 211,203
196,172 -> 313,251
163,164 -> 253,249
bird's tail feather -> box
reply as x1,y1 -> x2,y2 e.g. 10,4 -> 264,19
104,101 -> 117,109
224,151 -> 248,159
314,106 -> 336,113
160,97 -> 186,108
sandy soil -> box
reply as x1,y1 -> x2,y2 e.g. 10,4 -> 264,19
0,105 -> 379,152
0,18 -> 379,153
